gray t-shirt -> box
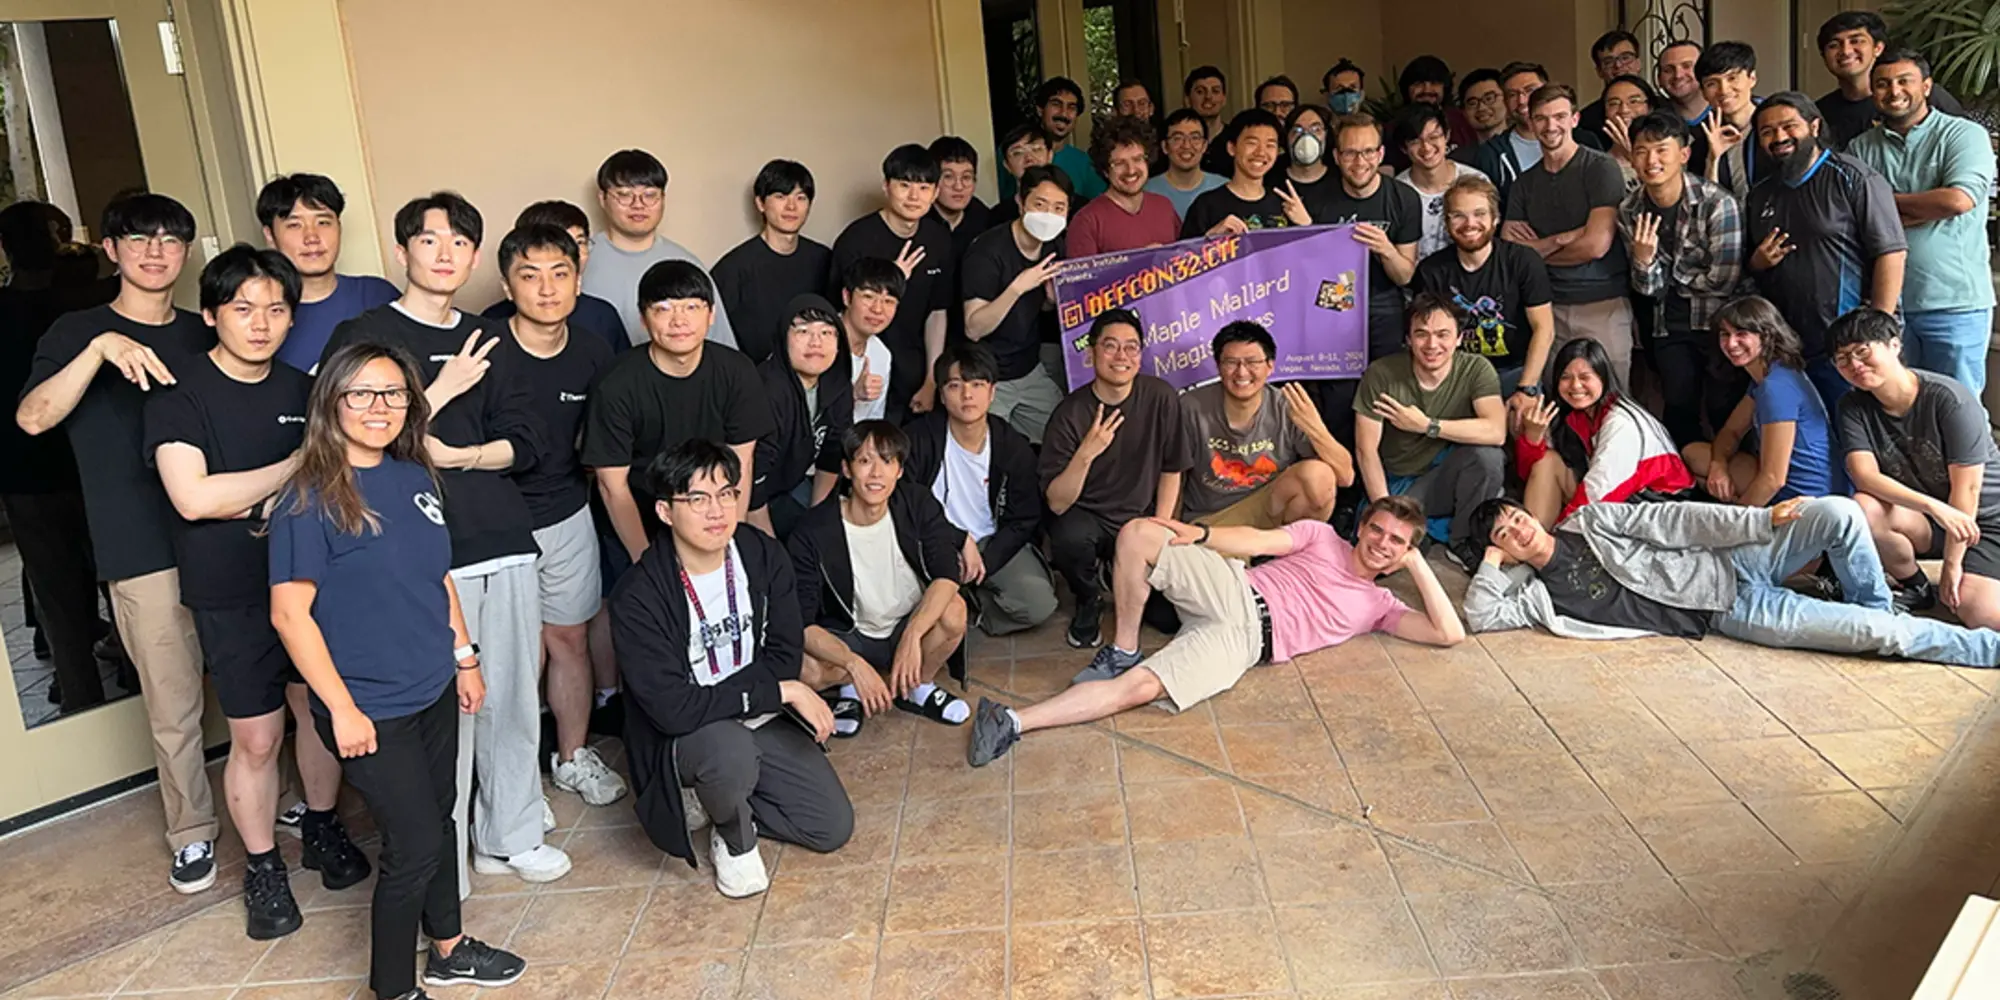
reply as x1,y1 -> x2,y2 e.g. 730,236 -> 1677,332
1839,369 -> 2000,525
1504,145 -> 1629,305
581,233 -> 738,350
1179,382 -> 1313,520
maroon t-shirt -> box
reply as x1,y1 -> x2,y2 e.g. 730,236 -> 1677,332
1067,192 -> 1182,258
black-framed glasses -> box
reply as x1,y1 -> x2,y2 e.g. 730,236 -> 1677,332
341,388 -> 412,410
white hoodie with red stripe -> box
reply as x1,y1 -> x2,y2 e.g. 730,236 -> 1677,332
1514,395 -> 1694,522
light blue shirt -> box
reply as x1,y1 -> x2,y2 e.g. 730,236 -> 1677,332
1144,172 -> 1227,221
1849,109 -> 1997,313
1509,131 -> 1543,171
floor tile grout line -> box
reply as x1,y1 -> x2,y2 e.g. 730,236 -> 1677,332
1000,634 -> 1017,1000
855,711 -> 918,998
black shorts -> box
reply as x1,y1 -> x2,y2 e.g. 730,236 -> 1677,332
1920,517 -> 2000,579
192,603 -> 299,719
837,619 -> 912,672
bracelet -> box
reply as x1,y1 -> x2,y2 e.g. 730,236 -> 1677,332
456,658 -> 480,671
1197,524 -> 1212,545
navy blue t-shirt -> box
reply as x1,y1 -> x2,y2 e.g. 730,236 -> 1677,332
279,275 -> 399,373
269,458 -> 454,720
481,293 -> 626,356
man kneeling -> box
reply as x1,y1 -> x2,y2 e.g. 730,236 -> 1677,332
611,440 -> 851,899
1465,495 -> 2000,665
968,496 -> 1465,765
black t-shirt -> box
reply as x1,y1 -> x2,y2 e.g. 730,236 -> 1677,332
711,234 -> 832,366
1179,185 -> 1293,239
0,286 -> 83,494
142,354 -> 310,608
960,225 -> 1057,381
1412,242 -> 1553,371
1037,376 -> 1191,524
480,294 -> 625,356
1541,536 -> 1711,638
1312,180 -> 1425,356
515,330 -> 615,528
580,344 -> 774,516
1641,198 -> 1695,337
828,213 -> 956,407
934,200 -> 996,345
1818,85 -> 1965,151
24,305 -> 215,581
1745,152 -> 1906,359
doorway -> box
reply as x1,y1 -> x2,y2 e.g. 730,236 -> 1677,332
979,0 -> 1162,151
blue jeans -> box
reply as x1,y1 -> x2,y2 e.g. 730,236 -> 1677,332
1716,496 -> 2000,666
1902,307 -> 1995,399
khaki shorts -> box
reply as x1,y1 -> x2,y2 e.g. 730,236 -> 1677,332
1192,482 -> 1282,530
1140,544 -> 1264,711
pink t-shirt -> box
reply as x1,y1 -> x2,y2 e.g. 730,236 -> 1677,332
1245,521 -> 1409,662
1067,192 -> 1182,258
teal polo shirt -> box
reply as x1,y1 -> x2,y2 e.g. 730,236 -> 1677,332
1849,110 -> 1997,313
997,141 -> 1107,202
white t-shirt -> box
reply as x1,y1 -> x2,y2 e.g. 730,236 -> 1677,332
851,336 -> 894,422
684,541 -> 771,727
932,432 -> 997,542
845,514 -> 922,639
1396,162 -> 1489,259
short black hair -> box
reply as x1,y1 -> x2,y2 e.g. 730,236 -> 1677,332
1162,108 -> 1208,136
255,173 -> 345,228
842,257 -> 905,300
1469,496 -> 1527,548
1016,163 -> 1076,205
1753,91 -> 1823,128
1591,29 -> 1640,62
882,143 -> 942,185
1211,321 -> 1275,362
1255,75 -> 1300,105
1819,10 -> 1888,49
1828,306 -> 1902,350
1399,56 -> 1453,97
1183,64 -> 1226,95
1696,41 -> 1757,80
1321,59 -> 1365,92
1628,109 -> 1691,147
645,437 -> 741,510
1087,307 -> 1141,347
497,223 -> 580,273
1392,102 -> 1451,149
1406,290 -> 1467,335
1000,122 -> 1054,156
1226,108 -> 1285,144
514,200 -> 590,235
1090,114 -> 1157,175
1458,67 -> 1503,103
393,191 -> 482,247
1033,76 -> 1085,108
1660,39 -> 1703,63
1604,74 -> 1662,110
1114,79 -> 1152,104
934,340 -> 999,387
0,201 -> 67,271
199,243 -> 301,312
637,259 -> 714,311
929,135 -> 979,170
1499,61 -> 1548,87
752,159 -> 815,202
102,192 -> 196,242
1874,45 -> 1932,80
842,419 -> 910,465
596,149 -> 668,192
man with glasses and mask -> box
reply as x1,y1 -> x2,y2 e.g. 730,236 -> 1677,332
1145,110 -> 1227,219
584,149 -> 736,350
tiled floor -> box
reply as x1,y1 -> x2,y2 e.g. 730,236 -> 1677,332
4,562 -> 2000,1000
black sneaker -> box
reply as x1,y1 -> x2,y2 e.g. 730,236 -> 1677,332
967,698 -> 1022,767
1442,538 -> 1484,575
169,840 -> 216,894
242,853 -> 303,941
388,990 -> 432,1000
275,801 -> 307,838
423,935 -> 526,988
302,813 -> 372,890
1066,596 -> 1103,649
1896,573 -> 1939,614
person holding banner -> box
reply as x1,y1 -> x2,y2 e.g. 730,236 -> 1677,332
1179,109 -> 1315,239
962,165 -> 1073,444
1178,321 -> 1353,529
1353,292 -> 1508,572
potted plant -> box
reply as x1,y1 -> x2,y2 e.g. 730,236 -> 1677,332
1884,0 -> 2000,113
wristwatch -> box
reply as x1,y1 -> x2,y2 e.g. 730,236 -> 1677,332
454,642 -> 480,669
1513,384 -> 1542,398
1197,524 -> 1212,545
1425,417 -> 1441,439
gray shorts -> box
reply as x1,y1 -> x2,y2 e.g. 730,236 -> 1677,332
532,505 -> 602,627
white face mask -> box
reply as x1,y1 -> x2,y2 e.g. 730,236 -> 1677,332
1290,133 -> 1324,166
1022,210 -> 1067,242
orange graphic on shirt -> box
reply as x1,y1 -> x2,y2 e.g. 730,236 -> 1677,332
1210,450 -> 1278,487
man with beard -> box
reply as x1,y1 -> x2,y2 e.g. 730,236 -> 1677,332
1742,92 -> 1905,408
1007,77 -> 1105,203
1070,115 -> 1180,257
1414,176 -> 1555,429
1817,11 -> 1965,150
1848,48 -> 1996,398
1656,41 -> 1708,125
711,160 -> 831,365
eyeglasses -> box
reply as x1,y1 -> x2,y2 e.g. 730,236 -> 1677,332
1464,92 -> 1506,109
1334,146 -> 1383,161
607,187 -> 663,208
1599,51 -> 1641,71
341,388 -> 412,410
1218,357 -> 1272,372
671,487 -> 742,511
1096,341 -> 1143,357
119,233 -> 187,252
1165,132 -> 1207,147
1413,129 -> 1449,147
1833,343 -> 1884,368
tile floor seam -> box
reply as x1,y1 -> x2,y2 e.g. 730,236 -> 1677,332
859,718 -> 920,1000
1000,652 -> 1017,1000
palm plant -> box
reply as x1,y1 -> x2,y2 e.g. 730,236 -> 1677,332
1885,0 -> 2000,106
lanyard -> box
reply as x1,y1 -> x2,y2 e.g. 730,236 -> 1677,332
679,548 -> 742,680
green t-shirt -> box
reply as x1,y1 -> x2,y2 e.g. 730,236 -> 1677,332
1352,351 -> 1501,476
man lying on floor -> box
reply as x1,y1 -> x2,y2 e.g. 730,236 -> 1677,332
967,495 -> 1466,765
1463,495 -> 2000,665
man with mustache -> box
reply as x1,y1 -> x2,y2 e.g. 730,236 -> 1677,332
1848,48 -> 1996,399
1741,92 -> 1906,409
1816,11 -> 1965,151
1005,77 -> 1105,203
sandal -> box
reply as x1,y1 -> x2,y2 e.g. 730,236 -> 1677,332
894,686 -> 968,726
821,689 -> 865,738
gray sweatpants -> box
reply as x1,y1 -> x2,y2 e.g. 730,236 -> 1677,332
677,719 -> 854,855
450,559 -> 543,896
973,542 -> 1058,636
1399,444 -> 1507,546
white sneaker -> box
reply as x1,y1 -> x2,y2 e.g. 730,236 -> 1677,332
472,843 -> 572,884
709,827 -> 768,898
551,747 -> 628,807
681,787 -> 710,832
542,795 -> 556,833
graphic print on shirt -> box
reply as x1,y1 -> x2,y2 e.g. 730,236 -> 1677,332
1448,287 -> 1511,358
1206,434 -> 1281,488
1881,429 -> 1953,498
414,491 -> 445,526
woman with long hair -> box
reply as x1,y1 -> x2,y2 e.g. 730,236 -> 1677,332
1682,296 -> 1840,506
1517,337 -> 1693,527
268,342 -> 524,1000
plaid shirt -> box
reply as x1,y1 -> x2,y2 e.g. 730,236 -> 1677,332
1618,173 -> 1745,335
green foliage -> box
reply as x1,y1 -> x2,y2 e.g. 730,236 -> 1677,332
1884,0 -> 2000,105
1083,6 -> 1120,116
1363,63 -> 1405,123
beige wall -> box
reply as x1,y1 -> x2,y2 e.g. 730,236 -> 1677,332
339,0 -> 952,305
1712,0 -> 1796,90
1382,0 -> 1583,92
1282,0 -> 1381,104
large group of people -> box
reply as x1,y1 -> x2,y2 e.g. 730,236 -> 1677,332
0,10 -> 1994,1000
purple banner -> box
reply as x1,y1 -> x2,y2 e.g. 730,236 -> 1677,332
1054,224 -> 1371,391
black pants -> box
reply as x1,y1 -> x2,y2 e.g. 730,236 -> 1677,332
4,491 -> 104,711
316,682 -> 463,1000
1047,508 -> 1122,607
1651,336 -> 1747,448
676,719 -> 854,855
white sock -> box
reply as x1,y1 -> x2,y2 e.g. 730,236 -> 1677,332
1114,645 -> 1138,656
594,688 -> 617,708
833,715 -> 861,736
1006,708 -> 1024,732
908,682 -> 971,723
838,683 -> 860,701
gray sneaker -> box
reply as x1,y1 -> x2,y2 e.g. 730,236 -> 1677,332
967,698 -> 1021,767
1071,644 -> 1143,685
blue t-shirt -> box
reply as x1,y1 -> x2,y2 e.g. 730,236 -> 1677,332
269,458 -> 455,720
280,275 -> 399,373
1750,364 -> 1836,500
480,292 -> 628,356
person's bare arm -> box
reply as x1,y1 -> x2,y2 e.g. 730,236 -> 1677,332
1382,242 -> 1419,287
964,296 -> 1023,340
1542,206 -> 1618,265
802,624 -> 865,676
1942,463 -> 1983,573
1737,421 -> 1796,508
1517,303 -> 1556,388
1151,517 -> 1295,560
1153,471 -> 1182,520
1868,250 -> 1906,312
1441,395 -> 1508,446
595,466 -> 651,561
732,442 -> 757,520
272,580 -> 375,754
810,470 -> 838,505
914,309 -> 947,412
1386,552 -> 1465,646
155,444 -> 299,521
1895,188 -> 1977,225
19,333 -> 172,435
1355,416 -> 1389,501
425,438 -> 516,471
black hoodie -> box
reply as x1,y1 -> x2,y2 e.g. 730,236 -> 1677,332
787,487 -> 962,634
751,353 -> 851,510
609,524 -> 803,863
901,412 -> 1041,574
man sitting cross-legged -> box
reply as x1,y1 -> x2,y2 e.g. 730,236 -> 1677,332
1464,494 -> 2000,665
1179,321 -> 1353,530
968,496 -> 1466,766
